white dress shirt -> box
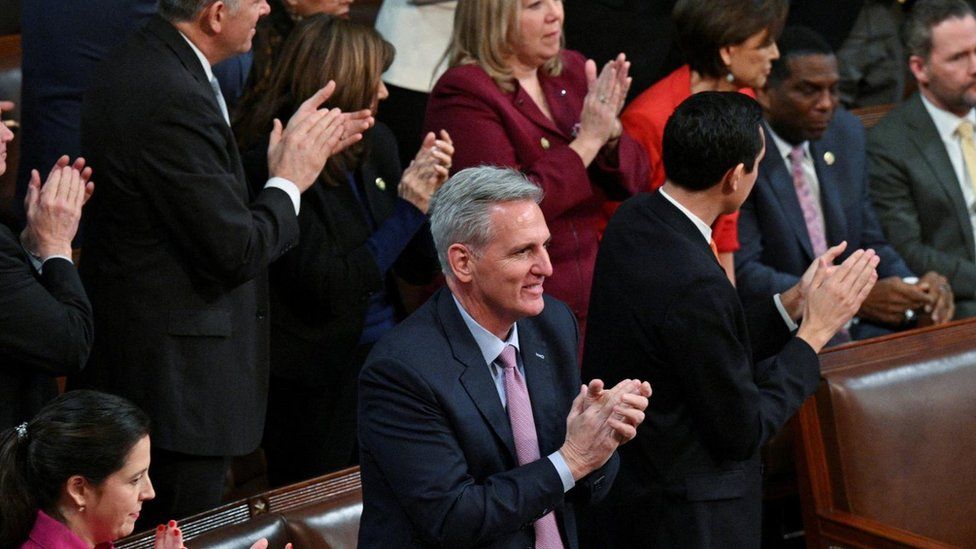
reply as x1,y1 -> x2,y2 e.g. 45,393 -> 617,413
920,93 -> 976,256
178,32 -> 301,215
452,295 -> 576,492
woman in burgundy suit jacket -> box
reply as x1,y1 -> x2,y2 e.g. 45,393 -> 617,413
424,0 -> 649,337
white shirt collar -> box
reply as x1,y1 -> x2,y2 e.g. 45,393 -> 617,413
659,187 -> 712,243
766,123 -> 810,163
452,294 -> 520,366
920,92 -> 976,141
178,31 -> 217,83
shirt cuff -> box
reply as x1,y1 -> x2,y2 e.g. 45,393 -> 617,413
264,177 -> 301,215
548,451 -> 576,492
773,293 -> 799,332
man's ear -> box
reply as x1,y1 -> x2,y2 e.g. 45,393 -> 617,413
721,163 -> 745,195
200,1 -> 227,35
908,55 -> 930,87
447,243 -> 475,283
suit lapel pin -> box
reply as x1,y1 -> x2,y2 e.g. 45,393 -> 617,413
540,137 -> 550,150
823,151 -> 835,166
375,177 -> 386,191
534,352 -> 545,359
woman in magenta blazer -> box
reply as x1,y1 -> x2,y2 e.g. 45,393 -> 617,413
424,0 -> 648,337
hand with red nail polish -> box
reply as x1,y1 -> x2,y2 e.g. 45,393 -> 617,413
153,520 -> 186,549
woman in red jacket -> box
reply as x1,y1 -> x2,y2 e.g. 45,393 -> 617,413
622,0 -> 787,284
424,0 -> 649,337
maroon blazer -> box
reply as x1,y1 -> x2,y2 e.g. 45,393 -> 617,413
424,50 -> 648,332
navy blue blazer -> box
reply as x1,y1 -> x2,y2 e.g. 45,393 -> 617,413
736,109 -> 912,313
358,287 -> 617,548
582,191 -> 821,548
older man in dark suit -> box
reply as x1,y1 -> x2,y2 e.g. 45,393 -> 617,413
583,92 -> 879,547
358,166 -> 650,549
74,0 -> 370,525
869,0 -> 976,319
737,26 -> 954,341
0,101 -> 92,430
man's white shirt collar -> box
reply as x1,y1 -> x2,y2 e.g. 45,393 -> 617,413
920,93 -> 976,142
178,31 -> 216,84
659,187 -> 712,243
766,124 -> 810,164
452,294 -> 520,366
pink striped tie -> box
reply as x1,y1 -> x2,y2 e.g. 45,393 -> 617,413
498,345 -> 565,549
790,146 -> 828,257
790,147 -> 850,344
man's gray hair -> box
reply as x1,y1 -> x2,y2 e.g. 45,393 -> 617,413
904,0 -> 975,60
429,166 -> 543,276
157,0 -> 240,22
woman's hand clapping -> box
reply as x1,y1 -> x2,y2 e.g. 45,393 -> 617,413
571,53 -> 632,166
398,129 -> 454,214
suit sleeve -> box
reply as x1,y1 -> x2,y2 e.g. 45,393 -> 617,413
735,190 -> 802,305
660,277 -> 819,462
425,69 -> 646,221
867,130 -> 976,295
359,355 -> 566,547
856,153 -> 914,279
134,92 -> 297,287
0,234 -> 92,375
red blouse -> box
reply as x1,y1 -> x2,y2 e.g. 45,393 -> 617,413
621,65 -> 754,253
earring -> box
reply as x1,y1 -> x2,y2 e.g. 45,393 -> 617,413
726,72 -> 735,83
79,506 -> 85,513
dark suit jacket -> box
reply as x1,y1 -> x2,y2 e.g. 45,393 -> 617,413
0,223 -> 92,430
424,50 -> 648,330
358,287 -> 617,549
737,111 -> 913,338
242,123 -> 438,383
868,93 -> 976,318
74,15 -> 298,456
582,192 -> 821,547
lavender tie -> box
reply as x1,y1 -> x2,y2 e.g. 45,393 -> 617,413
790,146 -> 828,257
498,345 -> 565,549
790,147 -> 851,344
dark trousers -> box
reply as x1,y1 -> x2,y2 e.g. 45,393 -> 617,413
262,343 -> 373,488
137,447 -> 229,531
376,84 -> 429,170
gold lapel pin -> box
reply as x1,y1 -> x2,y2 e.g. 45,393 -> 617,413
375,177 -> 386,191
540,137 -> 550,150
823,151 -> 835,166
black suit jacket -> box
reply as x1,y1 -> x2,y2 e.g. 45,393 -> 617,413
242,122 -> 438,383
869,93 -> 976,318
74,15 -> 298,455
737,112 -> 913,338
0,223 -> 92,430
358,287 -> 617,548
582,192 -> 821,547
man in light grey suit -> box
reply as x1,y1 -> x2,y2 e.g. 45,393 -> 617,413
869,0 -> 976,318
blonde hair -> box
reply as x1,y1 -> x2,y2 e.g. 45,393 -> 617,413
445,0 -> 563,92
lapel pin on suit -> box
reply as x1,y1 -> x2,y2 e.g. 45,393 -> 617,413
823,151 -> 836,166
534,352 -> 545,359
540,137 -> 551,150
375,177 -> 386,191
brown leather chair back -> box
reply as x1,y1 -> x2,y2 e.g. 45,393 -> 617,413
798,320 -> 976,548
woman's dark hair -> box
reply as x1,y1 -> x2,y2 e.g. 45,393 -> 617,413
234,15 -> 395,187
673,0 -> 789,79
663,91 -> 764,191
0,390 -> 151,547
